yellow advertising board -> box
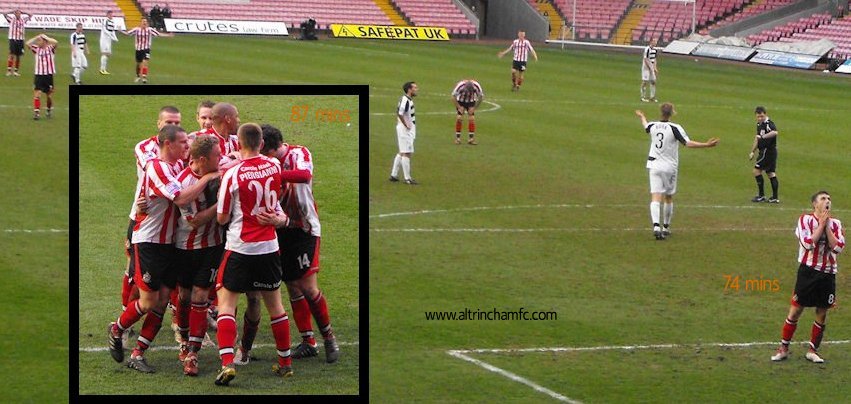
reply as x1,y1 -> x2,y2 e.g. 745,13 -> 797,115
330,24 -> 449,41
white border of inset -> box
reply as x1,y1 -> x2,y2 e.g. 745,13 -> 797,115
447,339 -> 851,403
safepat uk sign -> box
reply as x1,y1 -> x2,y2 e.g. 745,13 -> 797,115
331,24 -> 449,41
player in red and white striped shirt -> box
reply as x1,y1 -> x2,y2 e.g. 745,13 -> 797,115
451,79 -> 484,145
4,9 -> 31,76
123,18 -> 173,83
24,34 -> 58,120
255,124 -> 340,363
172,134 -> 224,376
214,123 -> 293,385
497,30 -> 538,92
108,124 -> 220,372
771,190 -> 845,364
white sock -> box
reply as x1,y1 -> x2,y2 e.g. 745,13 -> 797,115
101,55 -> 108,71
640,83 -> 646,99
401,156 -> 411,180
663,203 -> 673,227
73,67 -> 80,82
650,201 -> 661,228
391,154 -> 401,178
650,83 -> 656,99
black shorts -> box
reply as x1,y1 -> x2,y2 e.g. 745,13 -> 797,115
457,101 -> 476,113
512,60 -> 527,72
9,39 -> 24,56
135,49 -> 151,63
133,243 -> 178,292
277,228 -> 320,282
754,148 -> 777,173
792,264 -> 836,308
125,219 -> 136,280
33,75 -> 54,93
175,245 -> 224,289
216,250 -> 282,293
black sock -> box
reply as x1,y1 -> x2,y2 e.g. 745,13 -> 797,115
755,175 -> 764,196
769,177 -> 778,199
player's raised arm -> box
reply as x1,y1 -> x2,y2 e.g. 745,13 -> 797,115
686,137 -> 719,148
635,110 -> 648,128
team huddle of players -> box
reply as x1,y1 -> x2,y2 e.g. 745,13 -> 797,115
107,101 -> 339,386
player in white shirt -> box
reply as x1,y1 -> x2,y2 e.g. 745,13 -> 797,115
635,103 -> 719,240
641,38 -> 658,102
389,81 -> 418,185
771,191 -> 844,363
99,10 -> 118,74
70,23 -> 89,85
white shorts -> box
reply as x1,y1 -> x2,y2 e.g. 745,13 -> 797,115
100,40 -> 112,54
72,53 -> 88,69
396,124 -> 415,153
648,169 -> 677,195
642,67 -> 656,82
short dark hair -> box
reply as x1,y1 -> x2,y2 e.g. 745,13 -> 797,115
260,124 -> 284,155
811,190 -> 830,203
660,102 -> 675,119
160,105 -> 180,115
403,81 -> 416,94
755,106 -> 767,114
158,124 -> 185,144
197,100 -> 215,111
238,123 -> 263,151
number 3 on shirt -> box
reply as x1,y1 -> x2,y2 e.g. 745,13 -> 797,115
248,177 -> 279,216
655,132 -> 664,149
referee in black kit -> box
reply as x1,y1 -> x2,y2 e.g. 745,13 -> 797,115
749,106 -> 780,203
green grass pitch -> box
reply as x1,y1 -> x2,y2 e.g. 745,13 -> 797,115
2,28 -> 849,400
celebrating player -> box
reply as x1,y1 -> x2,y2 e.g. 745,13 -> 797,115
214,123 -> 293,386
108,125 -> 219,373
70,23 -> 90,85
25,33 -> 58,121
4,9 -> 31,76
256,124 -> 340,363
497,30 -> 538,92
99,10 -> 119,74
635,104 -> 719,240
771,191 -> 844,363
174,134 -> 224,376
123,18 -> 173,83
451,79 -> 484,145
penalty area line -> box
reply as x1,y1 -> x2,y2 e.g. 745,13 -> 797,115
371,227 -> 788,233
2,229 -> 69,234
447,339 -> 851,403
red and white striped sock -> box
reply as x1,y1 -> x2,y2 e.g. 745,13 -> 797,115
116,299 -> 146,332
308,290 -> 333,339
781,317 -> 797,345
216,313 -> 237,367
135,309 -> 164,353
809,321 -> 825,351
33,97 -> 40,112
188,302 -> 209,352
290,295 -> 316,345
270,313 -> 292,368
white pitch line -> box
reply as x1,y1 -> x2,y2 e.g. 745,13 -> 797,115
79,341 -> 358,353
447,350 -> 579,403
371,227 -> 787,233
370,203 -> 848,219
2,229 -> 69,234
370,99 -> 501,116
447,339 -> 851,403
